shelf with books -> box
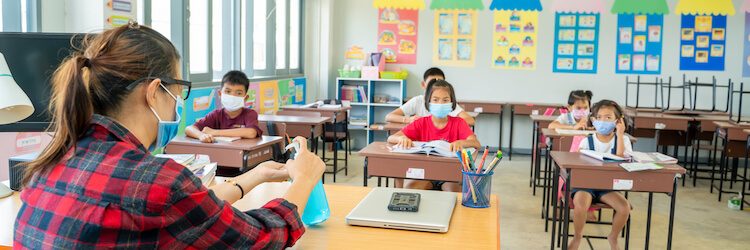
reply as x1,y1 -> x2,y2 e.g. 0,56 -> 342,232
336,77 -> 406,148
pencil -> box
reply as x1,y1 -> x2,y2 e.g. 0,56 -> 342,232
476,146 -> 489,174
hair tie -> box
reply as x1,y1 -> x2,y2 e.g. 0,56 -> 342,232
82,57 -> 92,68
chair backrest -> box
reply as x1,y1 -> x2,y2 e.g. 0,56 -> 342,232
258,121 -> 290,162
277,110 -> 322,118
568,136 -> 586,153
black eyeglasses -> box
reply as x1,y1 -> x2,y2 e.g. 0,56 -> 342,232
126,76 -> 192,100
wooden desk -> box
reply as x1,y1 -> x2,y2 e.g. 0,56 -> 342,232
631,112 -> 693,163
508,102 -> 564,161
529,115 -> 558,197
359,142 -> 469,187
258,114 -> 330,140
164,136 -> 283,172
459,100 -> 505,151
549,152 -> 685,250
369,122 -> 406,136
711,122 -> 750,201
0,182 -> 500,249
281,105 -> 351,182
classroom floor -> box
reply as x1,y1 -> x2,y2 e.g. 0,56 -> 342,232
321,152 -> 750,249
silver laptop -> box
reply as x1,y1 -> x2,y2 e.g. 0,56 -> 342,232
346,187 -> 457,233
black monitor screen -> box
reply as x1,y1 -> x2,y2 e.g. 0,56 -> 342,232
0,33 -> 83,132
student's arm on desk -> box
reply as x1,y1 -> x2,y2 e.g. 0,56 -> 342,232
185,125 -> 214,143
387,131 -> 414,149
203,127 -> 259,139
457,111 -> 476,126
385,108 -> 417,124
450,135 -> 481,152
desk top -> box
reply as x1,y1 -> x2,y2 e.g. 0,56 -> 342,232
359,142 -> 472,163
234,183 -> 500,249
630,112 -> 694,120
281,105 -> 352,112
168,136 -> 284,150
694,114 -> 730,122
1,182 -> 500,249
713,121 -> 750,129
507,102 -> 562,107
258,114 -> 331,125
458,100 -> 505,105
549,151 -> 686,174
369,122 -> 407,132
530,114 -> 558,122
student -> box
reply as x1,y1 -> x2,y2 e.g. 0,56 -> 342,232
185,70 -> 261,143
387,80 -> 481,192
571,100 -> 632,250
385,67 -> 475,125
548,90 -> 592,130
14,22 -> 324,249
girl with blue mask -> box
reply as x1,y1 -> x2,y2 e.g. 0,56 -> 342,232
571,99 -> 632,250
387,80 -> 481,192
17,22 -> 325,249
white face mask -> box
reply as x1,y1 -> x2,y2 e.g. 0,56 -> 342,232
221,94 -> 246,111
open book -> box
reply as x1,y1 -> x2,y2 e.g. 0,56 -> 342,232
629,152 -> 678,164
214,136 -> 241,143
580,150 -> 628,162
619,162 -> 663,172
554,129 -> 595,136
390,140 -> 470,158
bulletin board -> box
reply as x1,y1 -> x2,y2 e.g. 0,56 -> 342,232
377,8 -> 419,64
489,0 -> 542,70
615,14 -> 664,74
552,13 -> 600,74
743,1 -> 750,77
679,15 -> 727,71
430,0 -> 484,67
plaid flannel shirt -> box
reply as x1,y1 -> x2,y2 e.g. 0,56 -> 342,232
14,114 -> 305,249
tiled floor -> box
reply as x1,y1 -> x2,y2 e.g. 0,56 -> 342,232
321,152 -> 750,249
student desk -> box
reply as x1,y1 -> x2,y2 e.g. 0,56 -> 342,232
0,181 -> 500,249
164,136 -> 284,172
458,100 -> 505,151
508,102 -> 563,161
358,142 -> 471,187
711,121 -> 750,202
529,115 -> 558,196
549,152 -> 686,250
258,114 -> 331,143
281,105 -> 351,182
369,122 -> 406,136
686,114 -> 729,186
741,129 -> 750,210
630,112 -> 693,162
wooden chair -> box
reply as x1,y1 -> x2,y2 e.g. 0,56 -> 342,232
259,121 -> 289,162
276,110 -> 322,153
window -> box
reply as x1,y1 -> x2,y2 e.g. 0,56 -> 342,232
240,2 -> 247,70
211,0 -> 222,77
289,0 -> 300,69
0,2 -> 4,31
275,0 -> 287,69
20,0 -> 27,31
189,0 -> 209,74
253,0 -> 267,70
151,0 -> 171,40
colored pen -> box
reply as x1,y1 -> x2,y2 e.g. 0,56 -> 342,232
476,146 -> 489,174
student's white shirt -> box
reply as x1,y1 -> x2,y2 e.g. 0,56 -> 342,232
555,113 -> 578,125
401,95 -> 464,117
578,134 -> 634,157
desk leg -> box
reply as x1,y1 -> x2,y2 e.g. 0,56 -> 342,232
562,172 -> 571,250
363,157 -> 368,187
333,118 -> 339,183
550,162 -> 560,250
645,192 -> 653,250
667,179 -> 678,250
509,108 -> 515,161
241,152 -> 249,173
742,146 -> 749,210
499,111 -> 504,155
531,121 -> 538,189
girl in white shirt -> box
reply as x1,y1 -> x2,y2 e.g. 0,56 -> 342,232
570,100 -> 632,250
549,90 -> 592,130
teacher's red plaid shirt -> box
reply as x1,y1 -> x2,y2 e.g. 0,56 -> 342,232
14,114 -> 304,249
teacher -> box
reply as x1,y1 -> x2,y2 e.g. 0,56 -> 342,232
14,21 -> 324,249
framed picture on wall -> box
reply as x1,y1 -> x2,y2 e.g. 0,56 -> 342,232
634,15 -> 647,32
578,29 -> 596,41
632,55 -> 645,71
576,58 -> 594,70
633,35 -> 646,52
696,36 -> 709,48
681,45 -> 695,57
577,44 -> 595,56
439,13 -> 454,35
578,15 -> 596,28
648,26 -> 661,42
695,50 -> 709,63
558,44 -> 575,55
711,45 -> 724,57
620,27 -> 632,44
556,58 -> 574,70
695,16 -> 712,32
681,29 -> 694,41
712,28 -> 725,41
558,29 -> 576,41
559,15 -> 576,27
646,55 -> 660,71
618,54 -> 631,71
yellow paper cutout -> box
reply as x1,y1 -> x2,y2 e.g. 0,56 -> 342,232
258,81 -> 279,114
433,10 -> 478,67
491,10 -> 539,70
373,0 -> 425,10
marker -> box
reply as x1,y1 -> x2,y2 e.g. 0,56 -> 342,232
476,146 -> 489,174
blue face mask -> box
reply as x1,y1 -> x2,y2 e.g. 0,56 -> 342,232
592,120 -> 616,135
149,83 -> 183,151
429,103 -> 453,118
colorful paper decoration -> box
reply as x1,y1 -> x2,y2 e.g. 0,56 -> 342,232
374,0 -> 424,64
551,0 -> 604,74
675,0 -> 734,71
743,0 -> 750,77
430,0 -> 484,67
612,0 -> 668,74
489,0 -> 542,70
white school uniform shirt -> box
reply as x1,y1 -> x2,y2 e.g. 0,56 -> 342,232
400,95 -> 464,117
555,113 -> 578,125
578,134 -> 634,157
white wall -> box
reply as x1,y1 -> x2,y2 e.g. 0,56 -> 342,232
40,0 -> 104,33
312,0 -> 748,151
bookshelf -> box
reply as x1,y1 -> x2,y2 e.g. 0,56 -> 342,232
336,78 -> 406,148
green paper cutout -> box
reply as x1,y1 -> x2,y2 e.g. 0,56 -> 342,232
430,0 -> 484,10
611,0 -> 669,15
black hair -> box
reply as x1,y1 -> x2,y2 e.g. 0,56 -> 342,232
423,79 -> 457,111
567,90 -> 593,106
423,67 -> 445,81
221,70 -> 250,91
589,99 -> 630,128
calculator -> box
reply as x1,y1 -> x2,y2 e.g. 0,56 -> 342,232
388,192 -> 421,212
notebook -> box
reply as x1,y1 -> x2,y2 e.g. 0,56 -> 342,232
390,140 -> 469,158
214,136 -> 241,143
580,150 -> 628,162
629,152 -> 678,164
619,162 -> 663,172
555,129 -> 595,136
194,163 -> 218,186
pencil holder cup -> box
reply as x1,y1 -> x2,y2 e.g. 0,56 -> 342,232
461,170 -> 493,208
